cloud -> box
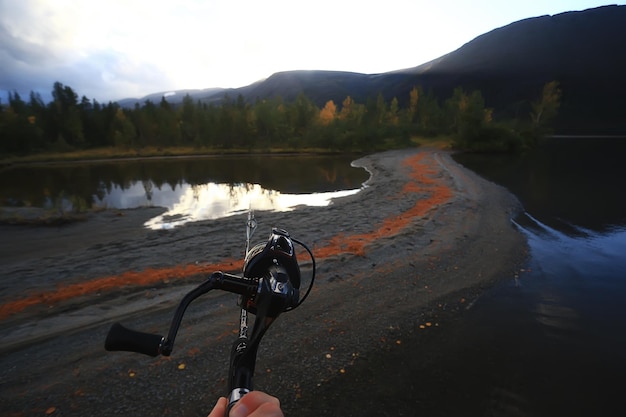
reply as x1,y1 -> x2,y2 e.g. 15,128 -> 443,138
0,0 -> 179,102
0,4 -> 66,100
1,0 -> 612,104
67,54 -> 176,101
0,34 -> 173,103
0,0 -> 475,103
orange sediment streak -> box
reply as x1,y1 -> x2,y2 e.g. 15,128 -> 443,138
0,260 -> 243,320
313,152 -> 452,258
0,152 -> 452,320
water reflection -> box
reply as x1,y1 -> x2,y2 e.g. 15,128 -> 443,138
514,212 -> 626,283
0,155 -> 368,228
93,180 -> 361,229
444,139 -> 626,415
453,137 -> 626,232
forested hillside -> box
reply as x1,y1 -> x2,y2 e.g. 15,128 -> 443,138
0,79 -> 561,156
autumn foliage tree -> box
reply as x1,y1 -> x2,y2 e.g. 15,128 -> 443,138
319,100 -> 337,125
530,81 -> 562,135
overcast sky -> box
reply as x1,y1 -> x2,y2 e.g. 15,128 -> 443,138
0,0 -> 619,103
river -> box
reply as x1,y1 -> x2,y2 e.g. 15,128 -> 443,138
443,137 -> 626,416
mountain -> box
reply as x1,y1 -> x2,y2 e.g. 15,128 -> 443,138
125,5 -> 626,134
238,70 -> 376,104
401,4 -> 626,134
117,87 -> 227,108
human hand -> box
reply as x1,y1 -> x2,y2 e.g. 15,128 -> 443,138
207,396 -> 228,417
207,391 -> 283,417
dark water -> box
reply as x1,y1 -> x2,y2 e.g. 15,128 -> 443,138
455,137 -> 626,232
444,138 -> 626,416
306,138 -> 626,417
0,155 -> 369,228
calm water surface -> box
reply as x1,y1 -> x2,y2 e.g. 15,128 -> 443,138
448,137 -> 626,415
0,155 -> 369,228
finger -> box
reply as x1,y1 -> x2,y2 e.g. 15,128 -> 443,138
252,401 -> 284,417
230,391 -> 282,417
207,396 -> 228,417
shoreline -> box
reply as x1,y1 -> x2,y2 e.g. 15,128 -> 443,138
0,148 -> 364,169
0,147 -> 528,416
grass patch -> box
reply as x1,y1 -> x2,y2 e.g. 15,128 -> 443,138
412,135 -> 454,150
0,146 -> 356,165
0,138 -> 453,166
0,207 -> 88,226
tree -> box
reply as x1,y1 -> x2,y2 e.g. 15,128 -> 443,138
8,91 -> 27,114
0,92 -> 44,154
111,108 -> 136,148
338,96 -> 353,121
289,93 -> 318,135
387,97 -> 400,125
407,86 -> 420,123
156,97 -> 181,146
320,100 -> 337,126
134,100 -> 159,146
319,100 -> 337,126
531,81 -> 561,129
447,87 -> 493,149
178,94 -> 199,144
234,94 -> 255,148
418,92 -> 442,133
49,82 -> 84,147
375,93 -> 387,125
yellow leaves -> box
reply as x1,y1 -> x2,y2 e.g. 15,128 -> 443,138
114,108 -> 126,121
339,96 -> 354,120
177,363 -> 186,370
342,96 -> 354,109
128,370 -> 136,377
531,80 -> 562,127
319,100 -> 337,125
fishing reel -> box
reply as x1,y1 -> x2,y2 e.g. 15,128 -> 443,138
105,217 -> 315,415
240,228 -> 302,317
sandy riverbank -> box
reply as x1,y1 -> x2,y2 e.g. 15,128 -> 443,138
0,148 -> 527,417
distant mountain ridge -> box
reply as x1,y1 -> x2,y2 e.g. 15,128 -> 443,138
117,87 -> 227,108
410,5 -> 625,76
122,5 -> 626,134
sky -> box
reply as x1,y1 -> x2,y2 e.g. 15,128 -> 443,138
0,0 -> 620,104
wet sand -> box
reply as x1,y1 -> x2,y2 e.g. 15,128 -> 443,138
0,148 -> 527,416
